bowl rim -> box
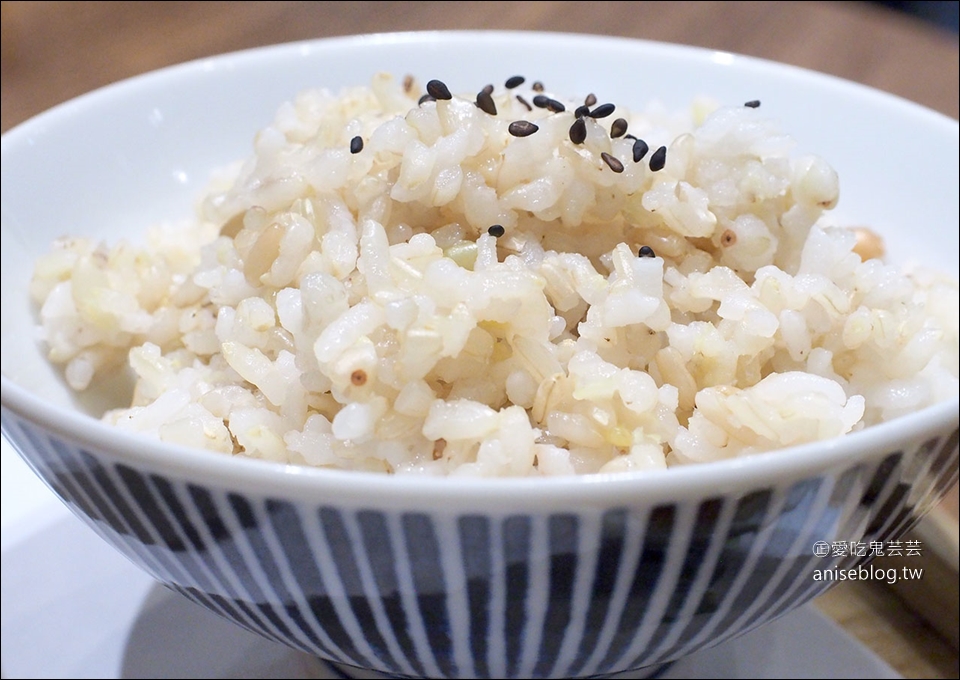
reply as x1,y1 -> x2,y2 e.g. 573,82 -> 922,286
3,378 -> 957,504
2,29 -> 958,505
3,28 -> 958,140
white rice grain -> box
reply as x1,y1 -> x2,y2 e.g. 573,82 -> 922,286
30,73 -> 959,476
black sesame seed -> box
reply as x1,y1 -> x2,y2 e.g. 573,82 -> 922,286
476,89 -> 497,115
426,79 -> 453,100
584,93 -> 597,106
487,224 -> 505,237
532,81 -> 545,92
482,83 -> 495,95
744,100 -> 761,108
588,103 -> 616,119
569,117 -> 587,144
418,93 -> 436,105
601,152 -> 624,173
508,120 -> 539,137
649,145 -> 667,172
638,245 -> 656,258
574,105 -> 590,118
632,138 -> 649,162
505,75 -> 525,89
533,94 -> 565,113
515,94 -> 532,111
624,133 -> 637,141
350,136 -> 363,154
610,118 -> 628,138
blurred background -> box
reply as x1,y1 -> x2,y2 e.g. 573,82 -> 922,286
873,0 -> 959,33
1,2 -> 958,678
2,1 -> 958,133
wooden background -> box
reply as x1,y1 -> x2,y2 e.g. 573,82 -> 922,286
2,2 -> 958,678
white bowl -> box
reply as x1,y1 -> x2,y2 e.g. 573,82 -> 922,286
2,30 -> 957,679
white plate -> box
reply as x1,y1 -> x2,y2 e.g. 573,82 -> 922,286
1,435 -> 900,679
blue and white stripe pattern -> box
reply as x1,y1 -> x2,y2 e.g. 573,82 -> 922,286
2,409 -> 957,679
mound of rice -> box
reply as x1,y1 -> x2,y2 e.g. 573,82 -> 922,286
29,73 -> 960,476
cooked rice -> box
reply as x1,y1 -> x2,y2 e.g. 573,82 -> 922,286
30,73 -> 960,476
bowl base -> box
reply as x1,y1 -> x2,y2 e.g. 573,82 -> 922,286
321,659 -> 674,679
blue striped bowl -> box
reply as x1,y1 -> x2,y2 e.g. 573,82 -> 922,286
2,31 -> 958,679
2,397 -> 956,678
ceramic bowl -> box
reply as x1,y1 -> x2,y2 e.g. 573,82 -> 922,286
2,31 -> 957,679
